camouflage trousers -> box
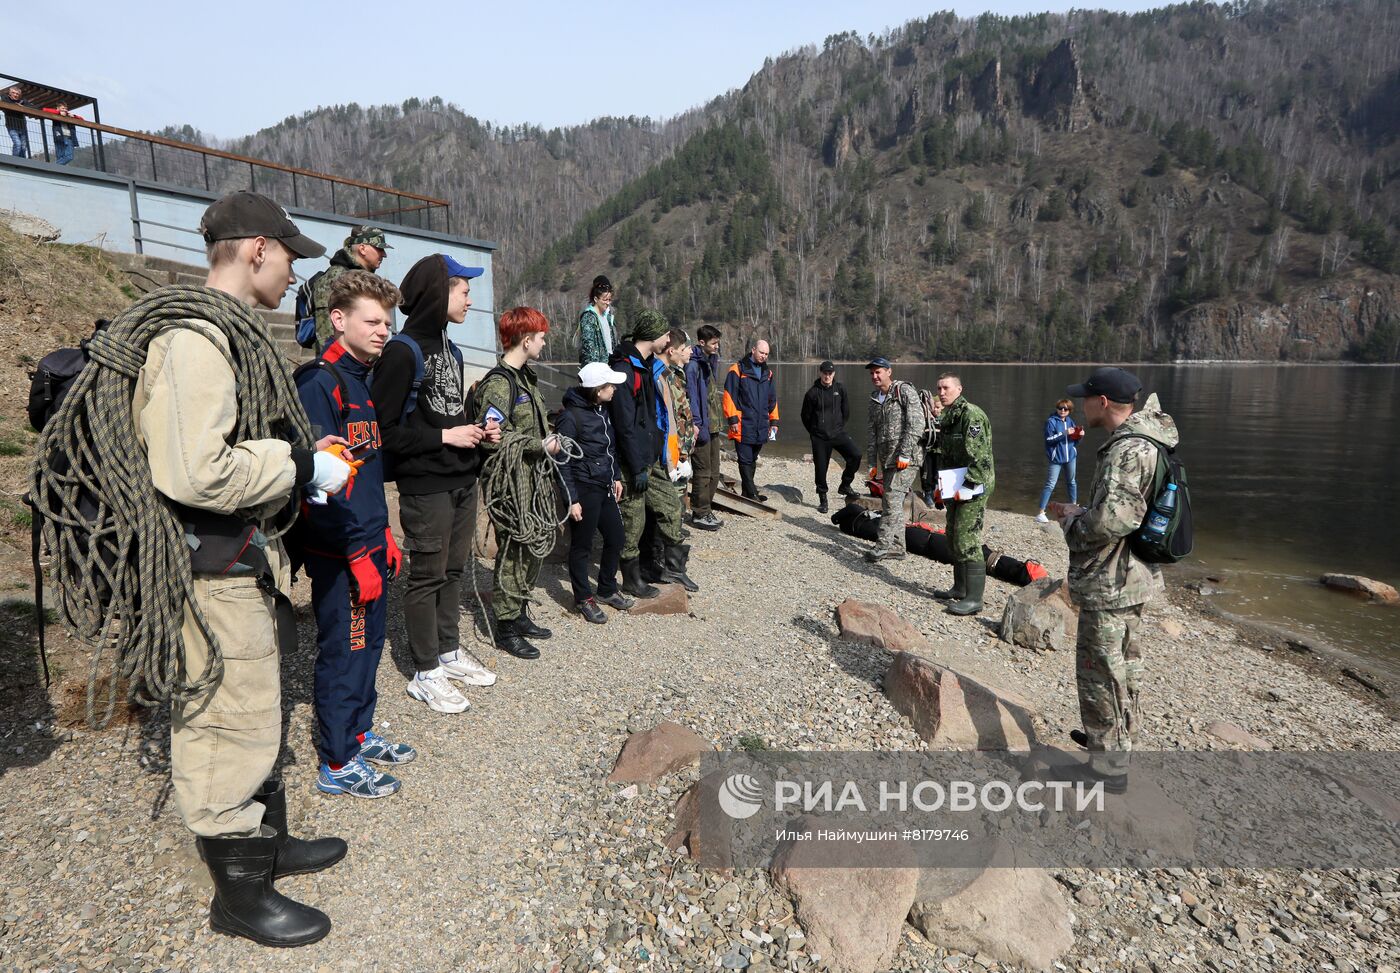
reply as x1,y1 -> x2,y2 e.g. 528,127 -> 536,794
1076,604 -> 1145,777
945,495 -> 988,563
621,462 -> 683,560
876,463 -> 918,553
492,538 -> 543,623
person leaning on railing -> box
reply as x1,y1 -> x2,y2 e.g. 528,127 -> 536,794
42,103 -> 80,165
3,83 -> 33,158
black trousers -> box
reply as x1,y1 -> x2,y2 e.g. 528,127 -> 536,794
398,485 -> 475,673
568,481 -> 624,602
810,435 -> 862,494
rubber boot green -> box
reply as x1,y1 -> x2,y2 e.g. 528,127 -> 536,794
932,562 -> 965,601
946,561 -> 986,616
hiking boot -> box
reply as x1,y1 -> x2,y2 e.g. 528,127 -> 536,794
200,827 -> 331,948
252,778 -> 346,879
358,730 -> 417,766
597,590 -> 635,611
817,492 -> 829,514
406,670 -> 469,713
839,483 -> 861,500
932,562 -> 966,601
495,618 -> 541,660
578,598 -> 607,624
439,648 -> 497,687
1070,729 -> 1089,748
863,546 -> 906,563
515,607 -> 552,640
317,756 -> 400,799
946,561 -> 986,616
660,543 -> 699,592
690,512 -> 721,531
620,558 -> 660,599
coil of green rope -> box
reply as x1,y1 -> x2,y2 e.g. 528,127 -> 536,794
29,284 -> 312,727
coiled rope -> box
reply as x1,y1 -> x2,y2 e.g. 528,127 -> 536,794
30,285 -> 312,726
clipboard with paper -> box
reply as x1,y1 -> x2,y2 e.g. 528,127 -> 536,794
936,466 -> 984,498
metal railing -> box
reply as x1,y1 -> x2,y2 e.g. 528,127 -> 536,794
1,102 -> 451,232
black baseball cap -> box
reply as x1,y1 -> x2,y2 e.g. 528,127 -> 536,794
198,191 -> 325,259
865,356 -> 892,370
819,360 -> 835,373
1067,367 -> 1142,404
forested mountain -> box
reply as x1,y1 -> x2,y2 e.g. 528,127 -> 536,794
225,0 -> 1400,362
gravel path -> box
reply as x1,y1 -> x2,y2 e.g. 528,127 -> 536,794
2,456 -> 1396,972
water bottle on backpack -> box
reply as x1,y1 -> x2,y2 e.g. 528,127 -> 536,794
1138,482 -> 1178,544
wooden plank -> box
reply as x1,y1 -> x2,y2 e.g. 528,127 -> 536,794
711,488 -> 782,520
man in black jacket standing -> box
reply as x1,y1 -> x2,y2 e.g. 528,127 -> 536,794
800,360 -> 862,514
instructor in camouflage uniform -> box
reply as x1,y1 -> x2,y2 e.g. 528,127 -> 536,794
862,357 -> 925,562
1052,367 -> 1177,792
932,372 -> 995,615
474,307 -> 560,660
312,226 -> 391,352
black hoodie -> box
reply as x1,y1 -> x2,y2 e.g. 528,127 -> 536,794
371,255 -> 481,495
608,339 -> 662,479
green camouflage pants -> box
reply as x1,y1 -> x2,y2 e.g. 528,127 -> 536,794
621,462 -> 682,559
945,495 -> 987,563
492,539 -> 543,623
876,462 -> 918,553
1076,604 -> 1145,777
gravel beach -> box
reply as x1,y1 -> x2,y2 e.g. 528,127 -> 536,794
3,454 -> 1397,973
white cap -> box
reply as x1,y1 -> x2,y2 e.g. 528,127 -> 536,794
579,362 -> 627,389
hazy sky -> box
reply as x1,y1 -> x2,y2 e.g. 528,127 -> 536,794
17,1 -> 1163,139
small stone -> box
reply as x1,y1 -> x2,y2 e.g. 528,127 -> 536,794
1191,905 -> 1211,928
1074,888 -> 1102,909
1180,889 -> 1199,907
79,903 -> 97,921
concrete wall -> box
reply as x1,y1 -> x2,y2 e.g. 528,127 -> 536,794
0,155 -> 500,371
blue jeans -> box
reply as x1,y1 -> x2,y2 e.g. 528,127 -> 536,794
7,126 -> 28,158
1039,458 -> 1077,509
55,134 -> 75,165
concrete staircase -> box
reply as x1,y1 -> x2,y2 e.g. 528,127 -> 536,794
106,252 -> 311,363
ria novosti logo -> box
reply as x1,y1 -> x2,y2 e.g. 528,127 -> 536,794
717,773 -> 767,819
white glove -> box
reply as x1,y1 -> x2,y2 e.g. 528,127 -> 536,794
306,450 -> 353,505
671,460 -> 693,482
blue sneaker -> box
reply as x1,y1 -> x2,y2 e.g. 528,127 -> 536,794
359,731 -> 417,766
317,756 -> 400,799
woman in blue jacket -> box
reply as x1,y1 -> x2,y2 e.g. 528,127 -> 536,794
557,362 -> 637,623
1035,398 -> 1082,523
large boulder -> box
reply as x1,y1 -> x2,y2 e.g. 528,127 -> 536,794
836,598 -> 924,653
771,821 -> 919,973
884,652 -> 1038,751
999,577 -> 1078,652
1320,573 -> 1399,605
908,839 -> 1074,972
627,583 -> 690,615
607,721 -> 710,784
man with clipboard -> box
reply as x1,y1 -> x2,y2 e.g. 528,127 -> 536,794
931,373 -> 996,616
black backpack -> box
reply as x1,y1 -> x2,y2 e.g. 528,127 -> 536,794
294,270 -> 327,349
1120,433 -> 1193,564
26,320 -> 107,431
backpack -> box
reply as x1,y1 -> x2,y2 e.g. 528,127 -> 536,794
1119,433 -> 1193,564
293,270 -> 328,349
463,365 -> 521,430
26,319 -> 107,431
291,357 -> 352,434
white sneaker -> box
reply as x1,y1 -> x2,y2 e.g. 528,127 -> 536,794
439,649 -> 497,687
1035,511 -> 1050,524
406,670 -> 469,713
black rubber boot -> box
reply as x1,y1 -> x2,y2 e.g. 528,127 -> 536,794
253,779 -> 347,879
660,543 -> 700,592
738,462 -> 757,499
817,492 -> 828,514
494,618 -> 540,660
515,605 -> 552,640
932,562 -> 965,601
620,558 -> 660,599
200,827 -> 331,948
641,555 -> 666,584
946,561 -> 986,616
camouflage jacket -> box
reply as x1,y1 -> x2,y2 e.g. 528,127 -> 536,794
664,364 -> 697,461
935,395 -> 995,495
311,248 -> 367,351
577,306 -> 617,366
474,359 -> 549,464
1062,393 -> 1178,610
866,380 -> 926,468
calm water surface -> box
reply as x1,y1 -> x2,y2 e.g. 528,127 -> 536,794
543,361 -> 1400,673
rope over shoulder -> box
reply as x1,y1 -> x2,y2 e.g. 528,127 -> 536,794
30,284 -> 313,727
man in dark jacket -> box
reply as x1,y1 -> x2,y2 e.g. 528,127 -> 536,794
311,226 -> 391,352
371,254 -> 498,715
684,324 -> 725,531
723,338 -> 779,501
608,309 -> 693,597
800,360 -> 862,514
3,83 -> 33,158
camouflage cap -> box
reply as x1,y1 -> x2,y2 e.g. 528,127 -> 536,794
344,225 -> 392,250
631,309 -> 669,342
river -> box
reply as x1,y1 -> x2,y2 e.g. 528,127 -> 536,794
540,359 -> 1400,675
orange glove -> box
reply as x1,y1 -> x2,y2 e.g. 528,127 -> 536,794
325,443 -> 366,479
895,456 -> 910,471
384,528 -> 402,578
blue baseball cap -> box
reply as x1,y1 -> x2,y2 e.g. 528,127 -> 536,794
865,356 -> 892,369
442,255 -> 484,280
